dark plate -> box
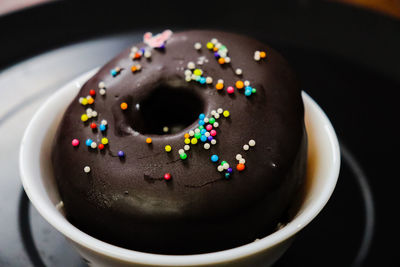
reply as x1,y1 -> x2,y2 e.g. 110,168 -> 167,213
1,1 -> 399,266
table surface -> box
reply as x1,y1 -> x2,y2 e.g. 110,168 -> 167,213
0,1 -> 399,266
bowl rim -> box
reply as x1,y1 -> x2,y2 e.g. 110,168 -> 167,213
19,69 -> 340,266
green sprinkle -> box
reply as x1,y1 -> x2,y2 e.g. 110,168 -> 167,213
221,160 -> 227,166
180,153 -> 187,160
209,117 -> 216,124
194,132 -> 202,139
252,88 -> 256,93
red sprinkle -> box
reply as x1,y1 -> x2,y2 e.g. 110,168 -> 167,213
98,143 -> 105,150
89,89 -> 96,96
90,122 -> 97,129
164,173 -> 172,181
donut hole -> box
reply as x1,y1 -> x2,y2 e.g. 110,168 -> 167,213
134,85 -> 204,135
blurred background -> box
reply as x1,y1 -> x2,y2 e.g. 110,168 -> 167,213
0,1 -> 399,266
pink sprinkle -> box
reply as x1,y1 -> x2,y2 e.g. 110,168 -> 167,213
72,139 -> 79,147
227,86 -> 234,94
210,129 -> 217,136
206,124 -> 213,131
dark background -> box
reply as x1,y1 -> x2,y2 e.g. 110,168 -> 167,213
1,0 -> 399,266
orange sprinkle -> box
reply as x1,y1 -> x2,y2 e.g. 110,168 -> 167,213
120,102 -> 128,110
235,80 -> 244,89
146,137 -> 152,144
87,97 -> 94,104
134,52 -> 141,59
184,133 -> 190,139
236,163 -> 245,171
260,51 -> 267,58
213,46 -> 219,52
215,83 -> 224,90
131,65 -> 137,72
218,57 -> 225,64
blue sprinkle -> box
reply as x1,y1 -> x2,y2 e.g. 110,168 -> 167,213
200,129 -> 206,135
110,69 -> 117,77
245,89 -> 252,97
198,120 -> 205,126
200,77 -> 206,84
199,113 -> 205,120
99,124 -> 106,131
207,136 -> 213,141
211,155 -> 219,162
85,139 -> 93,146
118,151 -> 125,157
225,173 -> 231,179
200,135 -> 207,142
140,48 -> 146,54
245,86 -> 252,91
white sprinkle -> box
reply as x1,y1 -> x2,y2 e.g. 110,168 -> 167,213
236,154 -> 242,160
99,88 -> 106,95
239,158 -> 246,164
144,50 -> 152,58
218,50 -> 227,58
249,139 -> 256,146
235,68 -> 242,75
213,122 -> 219,128
206,77 -> 213,84
204,132 -> 210,137
211,38 -> 218,44
243,144 -> 250,151
204,118 -> 209,123
98,81 -> 106,89
217,79 -> 224,84
214,113 -> 220,119
217,108 -> 223,114
84,166 -> 91,173
194,128 -> 200,134
224,57 -> 231,63
163,126 -> 169,133
86,95 -> 91,100
217,165 -> 224,172
184,145 -> 190,151
211,110 -> 216,116
191,74 -> 197,80
223,163 -> 229,169
91,111 -> 97,117
87,113 -> 92,119
194,42 -> 202,50
129,52 -> 135,59
187,61 -> 195,69
101,119 -> 107,125
86,108 -> 93,114
215,43 -> 222,49
204,143 -> 210,149
178,149 -> 184,155
136,64 -> 142,71
131,46 -> 138,53
189,130 -> 195,136
254,51 -> 261,61
78,97 -> 84,104
185,75 -> 192,82
90,142 -> 97,149
211,139 -> 217,145
244,80 -> 250,86
184,69 -> 192,76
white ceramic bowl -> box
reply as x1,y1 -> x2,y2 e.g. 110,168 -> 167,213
20,69 -> 340,267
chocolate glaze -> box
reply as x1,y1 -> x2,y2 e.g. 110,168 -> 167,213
52,30 -> 307,254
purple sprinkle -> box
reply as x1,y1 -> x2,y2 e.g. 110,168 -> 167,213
118,151 -> 125,157
157,43 -> 166,50
227,168 -> 233,173
207,136 -> 213,141
214,52 -> 220,58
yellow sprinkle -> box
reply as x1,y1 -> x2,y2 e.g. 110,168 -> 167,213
223,110 -> 230,117
81,114 -> 88,122
81,98 -> 88,106
191,138 -> 198,145
193,69 -> 202,76
101,137 -> 108,145
165,145 -> 172,152
206,42 -> 214,50
184,138 -> 191,145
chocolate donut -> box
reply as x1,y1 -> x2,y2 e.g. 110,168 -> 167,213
52,30 -> 307,254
